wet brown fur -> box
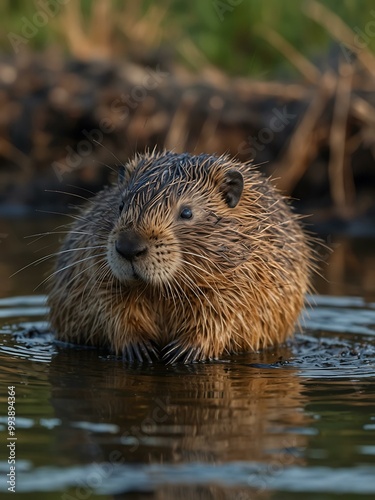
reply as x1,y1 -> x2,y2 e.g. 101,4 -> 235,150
48,151 -> 313,363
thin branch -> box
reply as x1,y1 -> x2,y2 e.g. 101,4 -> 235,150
257,25 -> 321,85
303,0 -> 375,79
328,62 -> 355,214
276,72 -> 336,193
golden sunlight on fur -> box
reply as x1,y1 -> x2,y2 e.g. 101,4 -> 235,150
48,151 -> 313,363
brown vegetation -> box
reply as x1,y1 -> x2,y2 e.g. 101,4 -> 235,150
0,1 -> 374,231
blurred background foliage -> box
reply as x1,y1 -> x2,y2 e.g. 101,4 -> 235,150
1,0 -> 375,78
1,0 -> 375,227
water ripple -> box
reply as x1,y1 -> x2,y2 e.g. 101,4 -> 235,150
303,295 -> 375,336
0,462 -> 374,494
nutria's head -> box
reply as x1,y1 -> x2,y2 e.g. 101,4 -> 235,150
107,151 -> 248,287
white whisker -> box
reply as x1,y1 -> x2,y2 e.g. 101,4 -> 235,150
34,253 -> 107,290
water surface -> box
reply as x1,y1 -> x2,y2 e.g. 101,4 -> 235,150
0,217 -> 374,499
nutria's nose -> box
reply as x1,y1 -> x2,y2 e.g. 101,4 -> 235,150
115,231 -> 148,261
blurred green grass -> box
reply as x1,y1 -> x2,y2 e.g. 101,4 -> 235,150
1,0 -> 375,78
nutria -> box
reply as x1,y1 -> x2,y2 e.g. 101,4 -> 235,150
48,151 -> 312,363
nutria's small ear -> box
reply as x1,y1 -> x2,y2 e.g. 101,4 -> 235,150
220,169 -> 244,208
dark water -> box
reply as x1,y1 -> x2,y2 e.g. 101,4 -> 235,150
0,217 -> 375,500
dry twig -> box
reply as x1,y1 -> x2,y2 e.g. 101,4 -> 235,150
257,25 -> 321,85
328,62 -> 355,215
275,72 -> 336,193
304,0 -> 375,79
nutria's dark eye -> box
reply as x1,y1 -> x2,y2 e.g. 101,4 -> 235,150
119,200 -> 125,214
179,207 -> 193,220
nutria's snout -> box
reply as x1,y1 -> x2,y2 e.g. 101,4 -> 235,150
115,230 -> 148,262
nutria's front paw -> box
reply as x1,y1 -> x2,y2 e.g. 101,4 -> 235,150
122,340 -> 159,363
162,340 -> 206,364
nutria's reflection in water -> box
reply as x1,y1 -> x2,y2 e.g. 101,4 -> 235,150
46,345 -> 309,468
2,295 -> 375,498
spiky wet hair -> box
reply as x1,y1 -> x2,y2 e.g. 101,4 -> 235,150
48,150 -> 313,363
119,151 -> 245,214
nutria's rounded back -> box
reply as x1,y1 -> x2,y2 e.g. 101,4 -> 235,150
48,151 -> 312,363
